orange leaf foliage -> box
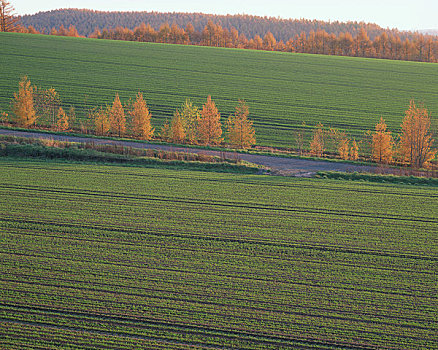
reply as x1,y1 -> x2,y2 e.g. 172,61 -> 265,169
109,93 -> 126,137
350,140 -> 359,161
131,92 -> 154,140
56,107 -> 69,131
227,100 -> 256,149
310,123 -> 325,157
179,99 -> 200,144
159,119 -> 171,141
170,110 -> 186,143
198,96 -> 223,145
329,128 -> 351,160
12,76 -> 37,127
399,100 -> 436,168
372,117 -> 394,164
94,106 -> 110,136
338,138 -> 350,160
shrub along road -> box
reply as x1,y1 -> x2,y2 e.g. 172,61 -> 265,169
0,128 -> 374,175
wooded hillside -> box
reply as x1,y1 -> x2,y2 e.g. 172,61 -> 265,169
21,9 -> 412,41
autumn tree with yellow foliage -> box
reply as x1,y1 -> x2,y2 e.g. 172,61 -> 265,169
263,32 -> 277,51
56,107 -> 69,131
338,138 -> 350,160
198,96 -> 223,145
227,100 -> 256,149
12,76 -> 37,127
179,99 -> 200,144
166,99 -> 200,144
159,119 -> 171,141
94,106 -> 110,136
399,100 -> 436,168
329,128 -> 351,160
371,117 -> 394,164
109,93 -> 126,137
310,123 -> 325,157
350,140 -> 359,161
129,92 -> 154,140
170,110 -> 186,143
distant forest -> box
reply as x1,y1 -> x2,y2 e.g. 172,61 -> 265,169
21,9 -> 414,41
15,9 -> 438,63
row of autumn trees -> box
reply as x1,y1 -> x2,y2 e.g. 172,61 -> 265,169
22,21 -> 438,63
90,23 -> 438,62
91,94 -> 255,148
306,101 -> 436,168
9,76 -> 256,148
8,76 -> 436,168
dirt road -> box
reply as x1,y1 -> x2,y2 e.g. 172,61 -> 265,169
0,129 -> 374,175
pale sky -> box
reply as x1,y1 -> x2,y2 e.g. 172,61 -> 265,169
13,0 -> 438,31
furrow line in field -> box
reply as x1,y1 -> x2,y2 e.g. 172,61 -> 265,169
5,193 -> 433,235
1,322 -> 193,350
0,305 -> 400,349
2,183 -> 436,223
1,216 -> 436,262
5,186 -> 435,228
4,299 -> 423,347
0,332 -> 144,350
0,317 -> 233,350
2,252 -> 436,298
3,229 -> 434,275
5,255 -> 436,303
2,294 -> 432,347
2,163 -> 438,199
0,316 -> 379,350
2,277 -> 435,328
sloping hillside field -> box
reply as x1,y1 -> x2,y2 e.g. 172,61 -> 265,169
0,159 -> 437,348
1,33 -> 437,147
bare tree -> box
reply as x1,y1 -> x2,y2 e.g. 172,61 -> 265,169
0,1 -> 19,32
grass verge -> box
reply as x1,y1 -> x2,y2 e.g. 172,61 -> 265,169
0,139 -> 262,174
316,171 -> 438,186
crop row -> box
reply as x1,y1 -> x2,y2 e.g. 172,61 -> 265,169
2,234 -> 436,303
1,224 -> 436,297
1,265 -> 436,329
1,183 -> 436,259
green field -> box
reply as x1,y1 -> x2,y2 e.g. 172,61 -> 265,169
1,32 -> 437,148
0,158 -> 437,348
